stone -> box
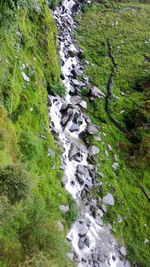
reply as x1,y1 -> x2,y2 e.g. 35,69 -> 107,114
112,162 -> 119,170
120,246 -> 127,256
90,86 -> 105,98
61,174 -> 68,187
78,221 -> 88,236
103,193 -> 114,206
70,95 -> 82,105
48,148 -> 55,157
95,216 -> 103,226
68,44 -> 78,57
59,204 -> 69,214
78,236 -> 85,250
118,214 -> 123,223
85,236 -> 90,247
69,123 -> 79,132
22,72 -> 29,82
89,146 -> 100,156
77,164 -> 87,175
87,124 -> 99,135
69,143 -> 80,160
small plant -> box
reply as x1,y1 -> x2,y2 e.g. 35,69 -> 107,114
47,82 -> 66,96
0,164 -> 31,204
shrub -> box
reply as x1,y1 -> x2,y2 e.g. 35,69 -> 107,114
0,164 -> 31,204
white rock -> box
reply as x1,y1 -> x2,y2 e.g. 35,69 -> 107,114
103,193 -> 114,206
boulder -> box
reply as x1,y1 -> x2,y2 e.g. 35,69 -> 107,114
103,193 -> 114,206
68,44 -> 78,57
78,236 -> 86,250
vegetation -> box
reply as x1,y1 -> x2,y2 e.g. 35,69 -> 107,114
76,1 -> 150,265
0,1 -> 74,266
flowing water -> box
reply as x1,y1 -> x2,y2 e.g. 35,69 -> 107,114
48,1 -> 129,266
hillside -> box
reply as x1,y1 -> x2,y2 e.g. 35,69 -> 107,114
0,1 -> 75,266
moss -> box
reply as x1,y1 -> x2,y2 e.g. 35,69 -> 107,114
76,1 -> 150,265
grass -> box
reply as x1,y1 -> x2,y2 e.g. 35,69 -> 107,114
0,1 -> 75,266
76,1 -> 150,266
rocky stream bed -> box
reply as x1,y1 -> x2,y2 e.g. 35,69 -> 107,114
48,0 -> 130,266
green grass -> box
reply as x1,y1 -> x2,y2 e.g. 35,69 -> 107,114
76,1 -> 150,266
0,1 -> 75,266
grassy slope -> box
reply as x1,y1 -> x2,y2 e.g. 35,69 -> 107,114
76,1 -> 150,266
0,1 -> 75,267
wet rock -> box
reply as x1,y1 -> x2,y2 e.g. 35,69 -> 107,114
61,108 -> 73,126
87,124 -> 99,134
48,148 -> 55,157
103,193 -> 114,206
90,86 -> 105,98
120,246 -> 127,256
77,164 -> 87,175
85,236 -> 90,247
61,174 -> 68,187
89,145 -> 100,156
60,204 -> 69,214
68,44 -> 78,57
71,66 -> 83,77
69,122 -> 80,132
69,143 -> 80,160
95,216 -> 103,226
78,236 -> 86,250
60,103 -> 68,111
78,221 -> 88,236
70,95 -> 82,105
77,172 -> 85,185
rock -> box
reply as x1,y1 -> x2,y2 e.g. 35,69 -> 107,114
61,108 -> 73,126
90,86 -> 105,98
57,221 -> 64,231
69,143 -> 80,160
60,204 -> 69,214
48,148 -> 55,157
95,216 -> 103,226
77,164 -> 87,175
78,221 -> 88,236
70,95 -> 82,105
69,122 -> 79,132
89,145 -> 100,156
103,193 -> 114,206
68,44 -> 78,57
78,236 -> 85,250
112,162 -> 119,170
79,101 -> 87,109
85,236 -> 90,247
120,246 -> 127,256
61,174 -> 68,187
22,72 -> 29,82
71,66 -> 83,77
87,124 -> 99,135
60,103 -> 68,111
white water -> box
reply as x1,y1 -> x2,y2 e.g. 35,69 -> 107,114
48,1 -> 129,266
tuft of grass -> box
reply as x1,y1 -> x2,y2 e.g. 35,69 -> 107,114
76,1 -> 150,265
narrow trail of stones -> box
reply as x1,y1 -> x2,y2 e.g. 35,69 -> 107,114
48,1 -> 130,266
